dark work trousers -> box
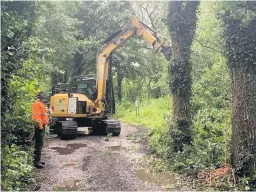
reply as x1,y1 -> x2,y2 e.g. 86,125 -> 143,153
33,126 -> 45,164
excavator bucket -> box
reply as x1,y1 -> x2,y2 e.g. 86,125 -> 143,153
161,46 -> 172,61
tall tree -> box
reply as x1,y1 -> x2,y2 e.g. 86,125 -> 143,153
1,1 -> 36,141
72,1 -> 133,77
167,1 -> 199,152
219,2 -> 256,177
35,1 -> 81,84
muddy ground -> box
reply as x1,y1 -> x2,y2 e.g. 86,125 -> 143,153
37,123 -> 192,191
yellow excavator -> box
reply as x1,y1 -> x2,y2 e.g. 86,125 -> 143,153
49,17 -> 172,139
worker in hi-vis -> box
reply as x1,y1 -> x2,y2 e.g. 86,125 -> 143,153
31,91 -> 49,168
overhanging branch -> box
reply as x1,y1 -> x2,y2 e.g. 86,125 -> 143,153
195,38 -> 223,54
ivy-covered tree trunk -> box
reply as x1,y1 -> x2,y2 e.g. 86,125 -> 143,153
220,2 -> 256,177
167,1 -> 199,152
230,68 -> 256,176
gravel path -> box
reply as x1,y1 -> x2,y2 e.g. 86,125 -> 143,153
37,123 -> 165,191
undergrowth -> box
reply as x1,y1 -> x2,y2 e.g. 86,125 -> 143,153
1,145 -> 36,191
1,59 -> 46,191
115,92 -> 256,190
115,94 -> 231,170
116,97 -> 255,190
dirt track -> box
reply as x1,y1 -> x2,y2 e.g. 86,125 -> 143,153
37,123 -> 191,191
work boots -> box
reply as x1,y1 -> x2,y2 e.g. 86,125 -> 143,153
34,162 -> 44,169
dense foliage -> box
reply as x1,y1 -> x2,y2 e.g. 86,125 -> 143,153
1,2 -> 38,190
1,1 -> 255,191
118,0 -> 232,170
116,1 -> 255,190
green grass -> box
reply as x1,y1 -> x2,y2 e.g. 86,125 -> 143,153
115,96 -> 172,130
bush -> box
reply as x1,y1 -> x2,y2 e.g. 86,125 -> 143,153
1,58 -> 48,191
1,108 -> 36,191
1,145 -> 36,191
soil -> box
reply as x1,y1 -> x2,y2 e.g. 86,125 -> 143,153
36,122 -> 192,191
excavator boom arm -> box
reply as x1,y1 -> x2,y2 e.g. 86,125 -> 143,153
95,17 -> 172,113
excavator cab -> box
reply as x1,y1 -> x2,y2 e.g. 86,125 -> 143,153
71,75 -> 97,100
51,83 -> 69,95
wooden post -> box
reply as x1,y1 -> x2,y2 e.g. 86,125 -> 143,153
135,99 -> 140,116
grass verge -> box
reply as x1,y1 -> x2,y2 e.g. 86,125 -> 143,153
114,96 -> 171,130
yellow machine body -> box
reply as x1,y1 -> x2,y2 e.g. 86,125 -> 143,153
49,93 -> 103,118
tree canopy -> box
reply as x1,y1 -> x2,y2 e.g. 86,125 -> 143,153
1,1 -> 256,191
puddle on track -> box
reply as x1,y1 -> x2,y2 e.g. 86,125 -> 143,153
51,143 -> 87,155
54,179 -> 81,191
135,169 -> 182,190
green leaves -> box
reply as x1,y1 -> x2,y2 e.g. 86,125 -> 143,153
1,145 -> 34,191
219,2 -> 256,70
1,2 -> 46,191
1,1 -> 37,118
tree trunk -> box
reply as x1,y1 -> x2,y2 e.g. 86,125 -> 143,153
230,67 -> 256,176
168,1 -> 199,152
117,69 -> 124,103
220,2 -> 256,177
147,79 -> 152,99
73,51 -> 84,76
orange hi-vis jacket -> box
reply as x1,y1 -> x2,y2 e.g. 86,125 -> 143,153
32,100 -> 49,129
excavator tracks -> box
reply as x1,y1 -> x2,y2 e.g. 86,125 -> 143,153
51,119 -> 121,139
92,119 -> 121,136
54,120 -> 78,139
103,119 -> 121,136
